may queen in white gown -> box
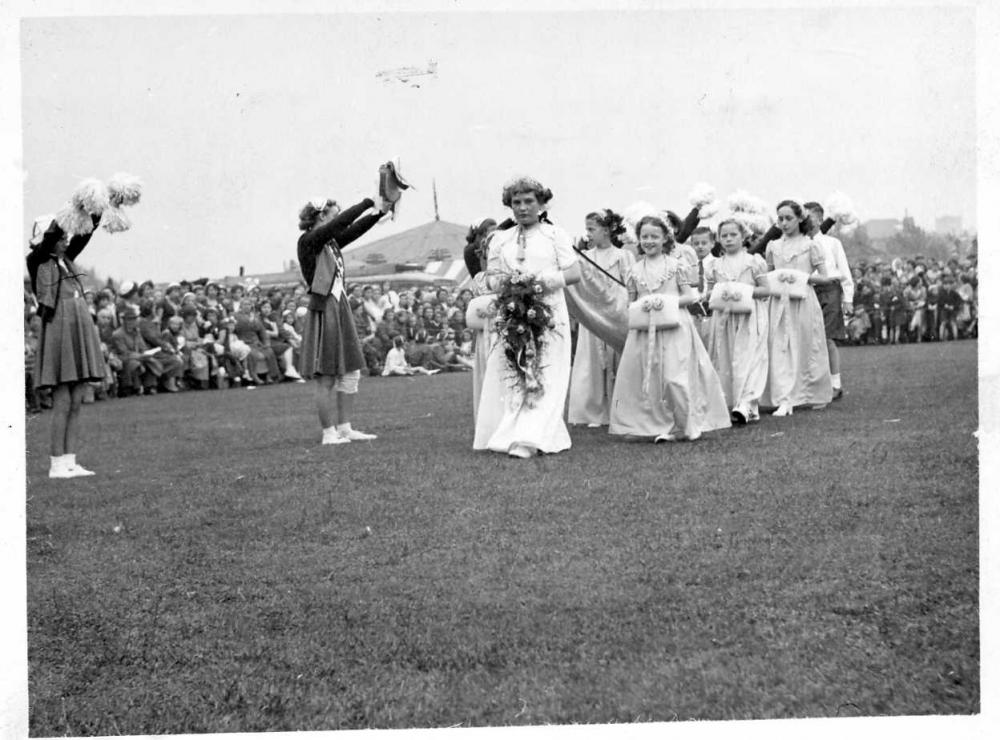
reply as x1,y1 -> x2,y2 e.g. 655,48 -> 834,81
473,177 -> 581,458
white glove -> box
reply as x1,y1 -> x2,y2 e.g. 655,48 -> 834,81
539,270 -> 567,293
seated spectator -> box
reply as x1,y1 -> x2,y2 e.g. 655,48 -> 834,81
417,304 -> 442,338
280,309 -> 305,381
216,315 -> 252,387
406,328 -> 434,369
158,282 -> 182,329
136,300 -> 183,391
233,302 -> 280,385
362,284 -> 383,324
427,331 -> 471,372
382,336 -> 438,376
110,306 -> 176,395
177,308 -> 214,389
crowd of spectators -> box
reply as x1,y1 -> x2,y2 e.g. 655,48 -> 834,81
24,277 -> 474,413
846,253 -> 978,345
23,251 -> 977,413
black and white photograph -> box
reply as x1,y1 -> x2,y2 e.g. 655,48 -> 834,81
2,0 -> 995,737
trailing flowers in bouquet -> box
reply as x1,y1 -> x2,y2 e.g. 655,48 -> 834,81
493,271 -> 557,407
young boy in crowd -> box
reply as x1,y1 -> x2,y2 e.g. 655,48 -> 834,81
686,226 -> 715,346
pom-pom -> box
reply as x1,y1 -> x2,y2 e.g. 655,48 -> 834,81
837,217 -> 859,237
622,201 -> 660,228
107,172 -> 143,207
698,199 -> 721,219
726,190 -> 755,213
688,182 -> 716,208
747,212 -> 773,236
101,206 -> 132,234
71,178 -> 109,215
825,191 -> 855,222
54,204 -> 95,236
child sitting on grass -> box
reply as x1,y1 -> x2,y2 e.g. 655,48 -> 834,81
382,336 -> 438,376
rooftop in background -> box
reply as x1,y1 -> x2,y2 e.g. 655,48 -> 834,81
342,220 -> 469,266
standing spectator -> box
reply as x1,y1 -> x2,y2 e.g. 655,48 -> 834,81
938,274 -> 961,341
956,274 -> 975,338
904,275 -> 927,343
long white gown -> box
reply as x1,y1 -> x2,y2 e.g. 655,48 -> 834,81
567,246 -> 634,425
473,223 -> 578,454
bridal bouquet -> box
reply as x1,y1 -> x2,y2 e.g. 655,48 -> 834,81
493,271 -> 557,407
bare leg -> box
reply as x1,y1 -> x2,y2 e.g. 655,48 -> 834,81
316,375 -> 337,429
49,384 -> 70,456
336,391 -> 354,426
64,383 -> 87,454
827,339 -> 840,376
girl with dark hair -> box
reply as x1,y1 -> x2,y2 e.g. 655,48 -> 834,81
26,214 -> 105,477
567,209 -> 634,427
608,216 -> 730,442
474,176 -> 581,458
759,200 -> 833,415
466,219 -> 499,421
297,192 -> 393,445
463,219 -> 497,279
704,218 -> 770,424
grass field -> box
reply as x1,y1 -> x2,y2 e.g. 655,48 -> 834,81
24,340 -> 979,734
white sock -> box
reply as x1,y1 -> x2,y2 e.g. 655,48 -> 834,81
831,373 -> 842,389
336,423 -> 351,435
50,455 -> 65,471
322,425 -> 339,439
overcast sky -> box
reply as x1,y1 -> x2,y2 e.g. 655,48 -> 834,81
14,2 -> 977,283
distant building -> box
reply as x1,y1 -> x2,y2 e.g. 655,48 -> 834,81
934,215 -> 963,235
863,218 -> 902,241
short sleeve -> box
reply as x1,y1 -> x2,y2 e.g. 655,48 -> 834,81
675,260 -> 695,288
551,226 -> 578,270
749,253 -> 767,280
809,241 -> 825,269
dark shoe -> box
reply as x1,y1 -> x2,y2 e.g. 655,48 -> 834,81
832,387 -> 844,401
731,407 -> 748,425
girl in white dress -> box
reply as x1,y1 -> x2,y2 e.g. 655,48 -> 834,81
473,177 -> 581,458
609,216 -> 731,442
704,218 -> 770,424
760,200 -> 833,415
568,209 -> 634,427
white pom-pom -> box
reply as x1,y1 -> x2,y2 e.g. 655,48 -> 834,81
108,172 -> 143,207
295,306 -> 308,318
688,182 -> 716,208
101,206 -> 131,234
71,178 -> 109,215
748,212 -> 773,235
747,195 -> 769,215
622,201 -> 660,227
825,191 -> 855,221
837,217 -> 859,237
726,190 -> 755,213
55,204 -> 95,236
698,199 -> 721,219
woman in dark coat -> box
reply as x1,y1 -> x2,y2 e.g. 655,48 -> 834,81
26,214 -> 105,478
297,195 -> 392,444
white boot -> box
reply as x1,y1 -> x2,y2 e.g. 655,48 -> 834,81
65,453 -> 95,476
